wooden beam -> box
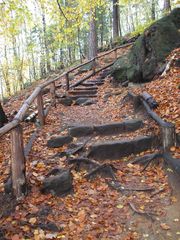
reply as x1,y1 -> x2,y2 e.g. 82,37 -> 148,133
11,125 -> 27,199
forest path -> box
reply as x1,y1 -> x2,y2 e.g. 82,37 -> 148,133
0,49 -> 180,240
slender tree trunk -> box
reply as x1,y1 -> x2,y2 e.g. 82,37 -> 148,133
88,9 -> 97,60
112,0 -> 120,40
3,45 -> 11,96
41,9 -> 51,72
77,27 -> 83,63
100,12 -> 104,48
129,4 -> 135,32
163,0 -> 171,13
151,0 -> 156,20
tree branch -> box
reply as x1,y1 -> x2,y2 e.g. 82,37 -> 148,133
56,0 -> 69,22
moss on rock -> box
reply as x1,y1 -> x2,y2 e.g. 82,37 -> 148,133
112,8 -> 180,84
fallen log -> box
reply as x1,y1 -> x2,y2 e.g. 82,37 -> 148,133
141,92 -> 158,109
24,130 -> 39,157
24,111 -> 37,122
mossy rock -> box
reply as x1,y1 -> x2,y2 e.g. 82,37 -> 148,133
112,8 -> 180,84
78,62 -> 94,74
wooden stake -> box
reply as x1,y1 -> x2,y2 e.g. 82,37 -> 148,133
161,122 -> 176,151
50,82 -> 56,107
37,91 -> 45,126
65,72 -> 70,91
114,48 -> 117,60
11,125 -> 27,199
92,58 -> 96,74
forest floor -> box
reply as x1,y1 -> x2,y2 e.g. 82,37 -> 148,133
0,47 -> 179,240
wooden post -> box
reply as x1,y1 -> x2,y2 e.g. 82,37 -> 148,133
50,82 -> 56,107
11,125 -> 27,199
114,48 -> 117,60
65,72 -> 70,91
37,91 -> 45,126
161,123 -> 176,151
92,58 -> 96,74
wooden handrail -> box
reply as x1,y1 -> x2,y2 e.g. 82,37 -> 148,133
0,42 -> 134,199
0,42 -> 133,137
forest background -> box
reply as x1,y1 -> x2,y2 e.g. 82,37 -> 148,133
0,0 -> 179,100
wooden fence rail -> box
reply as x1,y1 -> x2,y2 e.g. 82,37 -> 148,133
0,42 -> 133,199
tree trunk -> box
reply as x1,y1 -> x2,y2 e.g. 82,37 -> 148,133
88,9 -> 97,60
41,8 -> 51,73
100,11 -> 104,48
77,27 -> 83,63
0,102 -> 8,127
112,0 -> 120,40
163,0 -> 171,13
151,0 -> 156,20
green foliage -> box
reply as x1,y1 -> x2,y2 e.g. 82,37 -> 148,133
130,20 -> 156,37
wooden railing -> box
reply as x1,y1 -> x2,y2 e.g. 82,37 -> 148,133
0,42 -> 132,199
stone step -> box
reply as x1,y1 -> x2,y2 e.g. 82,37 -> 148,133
68,119 -> 143,137
74,86 -> 98,91
68,90 -> 97,95
86,79 -> 104,84
81,82 -> 98,87
47,136 -> 73,148
74,98 -> 97,106
88,135 -> 158,160
68,95 -> 97,100
99,69 -> 111,79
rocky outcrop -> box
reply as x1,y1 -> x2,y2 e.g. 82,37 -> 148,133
111,8 -> 180,84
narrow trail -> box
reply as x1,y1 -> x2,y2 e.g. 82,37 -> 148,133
0,47 -> 180,239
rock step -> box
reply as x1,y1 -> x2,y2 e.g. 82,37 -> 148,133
74,86 -> 98,91
47,136 -> 73,148
68,90 -> 97,95
69,119 -> 143,137
41,168 -> 73,196
88,135 -> 158,160
74,98 -> 97,106
81,83 -> 98,87
86,80 -> 104,85
68,94 -> 98,100
99,70 -> 111,78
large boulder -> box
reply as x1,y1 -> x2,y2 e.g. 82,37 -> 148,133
112,8 -> 180,84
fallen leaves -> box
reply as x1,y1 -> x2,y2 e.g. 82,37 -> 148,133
0,47 -> 179,239
160,223 -> 171,230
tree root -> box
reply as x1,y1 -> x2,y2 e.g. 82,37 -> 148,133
132,152 -> 162,165
132,151 -> 180,176
108,180 -> 154,192
128,202 -> 157,221
85,163 -> 116,180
